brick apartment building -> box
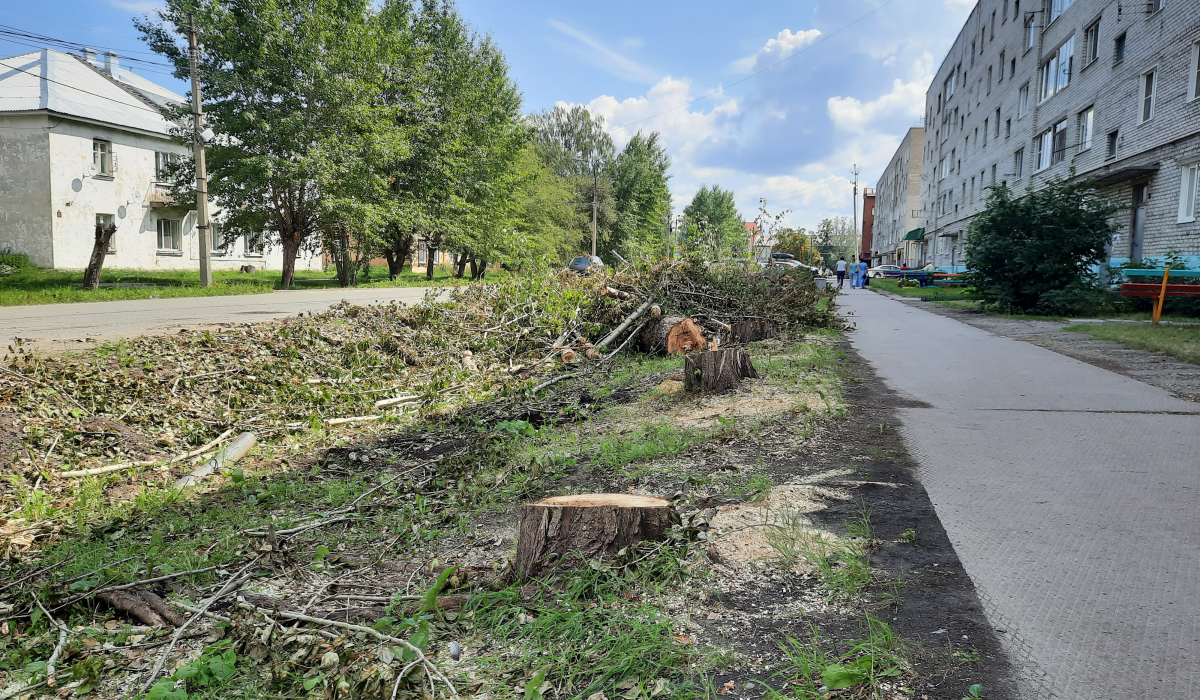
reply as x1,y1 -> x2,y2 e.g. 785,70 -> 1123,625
921,0 -> 1200,268
873,127 -> 927,266
860,188 -> 876,262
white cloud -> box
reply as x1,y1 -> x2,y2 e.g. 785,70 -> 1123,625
548,20 -> 659,84
731,28 -> 822,73
827,77 -> 929,133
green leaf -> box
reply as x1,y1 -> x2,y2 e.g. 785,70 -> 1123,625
407,619 -> 430,654
29,608 -> 42,628
419,566 -> 458,614
523,668 -> 547,700
68,578 -> 97,591
23,661 -> 46,674
303,677 -> 321,691
821,660 -> 869,690
146,678 -> 187,700
206,652 -> 236,683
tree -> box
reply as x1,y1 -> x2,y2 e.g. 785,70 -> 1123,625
512,145 -> 586,266
83,220 -> 118,290
530,105 -> 615,257
683,185 -> 745,258
610,131 -> 672,261
138,0 -> 397,287
814,216 -> 857,263
773,227 -> 822,265
965,179 -> 1121,314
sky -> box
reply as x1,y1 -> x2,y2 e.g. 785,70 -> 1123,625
1,0 -> 976,231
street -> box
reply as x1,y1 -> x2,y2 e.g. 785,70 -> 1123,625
0,286 -> 435,353
840,289 -> 1200,700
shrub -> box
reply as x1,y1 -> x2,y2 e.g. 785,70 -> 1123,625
964,178 -> 1121,314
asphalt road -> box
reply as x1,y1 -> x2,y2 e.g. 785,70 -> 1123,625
839,289 -> 1200,700
1,286 -> 435,352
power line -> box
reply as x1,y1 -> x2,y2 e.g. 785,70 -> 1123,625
0,56 -> 174,117
0,26 -> 179,71
0,4 -> 149,43
610,0 -> 902,130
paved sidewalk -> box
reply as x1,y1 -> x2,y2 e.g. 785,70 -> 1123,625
839,290 -> 1200,700
0,286 -> 434,353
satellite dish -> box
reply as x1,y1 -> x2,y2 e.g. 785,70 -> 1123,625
87,163 -> 97,176
71,178 -> 83,193
117,206 -> 127,219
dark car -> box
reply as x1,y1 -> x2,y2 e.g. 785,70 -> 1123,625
568,255 -> 603,274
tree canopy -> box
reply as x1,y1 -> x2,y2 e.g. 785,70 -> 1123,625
683,185 -> 746,258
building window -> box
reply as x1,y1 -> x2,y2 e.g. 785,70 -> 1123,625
1025,17 -> 1036,50
971,41 -> 977,66
987,66 -> 993,93
1084,21 -> 1100,65
1011,57 -> 1017,77
983,119 -> 989,145
1179,163 -> 1199,223
1189,41 -> 1200,101
1141,70 -> 1157,122
1006,118 -> 1012,137
998,51 -> 1006,81
1051,120 -> 1068,165
1149,0 -> 1163,13
1077,108 -> 1094,152
157,218 -> 182,252
1040,37 -> 1074,101
1003,0 -> 1009,21
1048,0 -> 1073,23
93,140 -> 113,176
96,213 -> 116,254
1114,33 -> 1126,64
1014,148 -> 1025,178
1107,130 -> 1119,157
154,152 -> 176,181
939,156 -> 948,180
945,73 -> 956,99
210,222 -> 227,256
1018,83 -> 1030,116
245,231 -> 264,256
991,163 -> 998,185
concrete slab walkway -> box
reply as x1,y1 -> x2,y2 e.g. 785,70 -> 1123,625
838,290 -> 1200,700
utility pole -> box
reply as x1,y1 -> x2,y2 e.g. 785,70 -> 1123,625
850,164 -> 860,261
189,14 -> 212,288
591,167 -> 598,258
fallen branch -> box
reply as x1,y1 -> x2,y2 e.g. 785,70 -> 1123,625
51,565 -> 221,612
531,372 -> 579,394
175,432 -> 256,488
97,590 -> 166,628
243,516 -> 360,538
374,395 -> 421,410
0,678 -> 49,700
325,415 -> 381,426
32,596 -> 68,687
59,429 -> 235,478
235,604 -> 459,700
597,298 -> 654,351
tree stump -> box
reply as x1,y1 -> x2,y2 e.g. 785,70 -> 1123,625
683,349 -> 758,393
516,494 -> 674,579
641,315 -> 707,355
729,320 -> 776,344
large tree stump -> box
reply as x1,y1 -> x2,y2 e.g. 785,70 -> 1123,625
516,494 -> 674,579
729,320 -> 776,344
683,349 -> 758,393
641,315 -> 707,355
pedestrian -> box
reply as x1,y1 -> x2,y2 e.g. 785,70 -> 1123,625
835,256 -> 847,289
859,259 -> 870,287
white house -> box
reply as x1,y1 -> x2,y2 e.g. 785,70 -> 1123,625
0,48 -> 319,273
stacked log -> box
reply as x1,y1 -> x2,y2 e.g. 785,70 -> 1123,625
515,494 -> 674,579
683,349 -> 758,393
641,316 -> 707,355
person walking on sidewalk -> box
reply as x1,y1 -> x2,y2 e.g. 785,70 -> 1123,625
858,259 -> 870,288
836,256 -> 848,289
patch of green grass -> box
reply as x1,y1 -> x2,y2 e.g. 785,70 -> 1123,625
1064,321 -> 1200,365
764,505 -> 873,599
768,616 -> 909,699
593,421 -> 700,472
0,263 -> 506,306
871,278 -> 975,303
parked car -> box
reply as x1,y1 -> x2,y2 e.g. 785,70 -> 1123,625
770,259 -> 803,269
771,252 -> 796,261
568,255 -> 603,274
868,264 -> 903,278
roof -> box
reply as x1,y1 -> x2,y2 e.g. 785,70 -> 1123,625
744,222 -> 760,234
0,49 -> 184,136
903,228 -> 926,241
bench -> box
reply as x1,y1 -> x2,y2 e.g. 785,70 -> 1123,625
930,273 -> 968,288
1119,268 -> 1200,323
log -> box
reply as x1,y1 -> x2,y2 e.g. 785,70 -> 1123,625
729,320 -> 776,344
641,316 -> 707,355
98,590 -> 167,627
516,494 -> 674,579
683,349 -> 758,393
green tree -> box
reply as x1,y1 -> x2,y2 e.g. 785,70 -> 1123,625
965,179 -> 1121,314
512,145 -> 586,266
610,131 -> 672,261
774,227 -> 822,265
814,216 -> 857,263
138,0 -> 397,287
683,185 -> 745,258
530,105 -> 615,257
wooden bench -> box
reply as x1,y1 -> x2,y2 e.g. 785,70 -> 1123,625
930,273 -> 968,287
1119,268 -> 1200,323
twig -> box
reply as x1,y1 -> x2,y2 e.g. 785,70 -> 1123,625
0,678 -> 49,700
168,601 -> 232,624
343,457 -> 445,510
243,517 -> 360,538
235,604 -> 459,700
139,563 -> 257,694
0,365 -> 89,415
59,430 -> 232,478
597,298 -> 654,350
599,320 -> 649,364
531,372 -> 579,394
325,415 -> 381,426
52,565 -> 221,611
0,556 -> 75,595
32,596 -> 68,687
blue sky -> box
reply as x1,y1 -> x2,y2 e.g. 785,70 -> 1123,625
1,0 -> 975,230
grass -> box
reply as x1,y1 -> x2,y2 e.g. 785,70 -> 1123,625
1063,321 -> 1200,365
0,259 -> 505,306
763,503 -> 874,600
767,616 -> 909,699
869,278 -> 976,305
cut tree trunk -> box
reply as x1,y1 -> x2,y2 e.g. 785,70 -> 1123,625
729,321 -> 776,344
683,349 -> 758,393
642,315 -> 707,355
82,223 -> 117,290
516,494 -> 674,579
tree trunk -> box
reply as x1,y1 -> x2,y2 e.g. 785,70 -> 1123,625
333,230 -> 353,288
426,247 -> 437,281
469,257 -> 479,279
641,315 -> 707,355
384,231 -> 413,279
384,249 -> 398,278
83,222 -> 116,290
516,494 -> 674,580
454,252 -> 469,279
730,321 -> 776,344
475,260 -> 488,280
683,349 -> 758,393
280,235 -> 300,288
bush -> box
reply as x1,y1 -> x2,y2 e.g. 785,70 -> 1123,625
964,178 -> 1121,314
0,253 -> 33,275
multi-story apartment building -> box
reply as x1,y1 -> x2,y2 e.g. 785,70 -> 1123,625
860,187 -> 876,262
921,0 -> 1200,268
872,127 -> 926,266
